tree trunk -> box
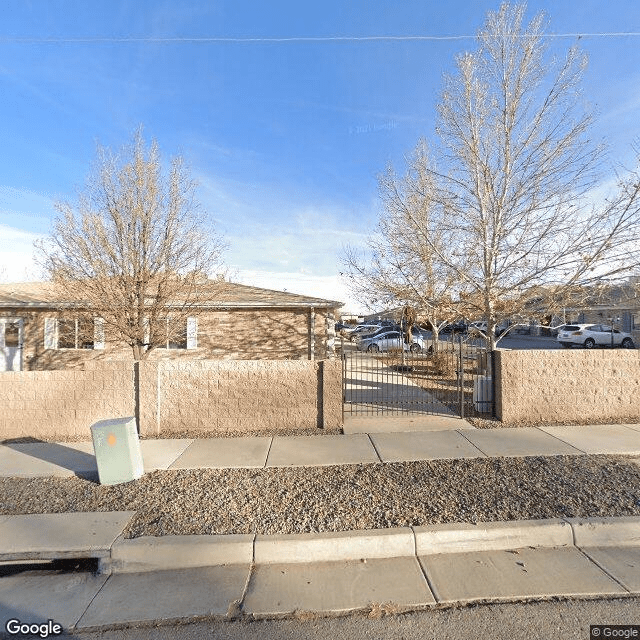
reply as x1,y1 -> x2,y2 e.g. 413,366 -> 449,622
432,326 -> 440,353
132,343 -> 150,361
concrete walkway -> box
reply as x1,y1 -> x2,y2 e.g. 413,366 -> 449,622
343,352 -> 459,419
1,424 -> 640,632
343,413 -> 471,433
2,424 -> 640,477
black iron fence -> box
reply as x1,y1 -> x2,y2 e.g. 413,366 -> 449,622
341,333 -> 495,419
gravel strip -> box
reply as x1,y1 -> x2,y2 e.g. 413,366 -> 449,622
1,455 -> 639,538
0,427 -> 341,444
467,416 -> 640,429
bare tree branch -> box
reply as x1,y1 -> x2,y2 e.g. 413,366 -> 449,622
343,141 -> 467,349
35,128 -> 228,360
346,3 -> 640,349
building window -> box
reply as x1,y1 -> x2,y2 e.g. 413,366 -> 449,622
44,317 -> 105,350
167,322 -> 187,349
633,314 -> 639,331
57,319 -> 79,349
157,317 -> 197,349
4,321 -> 20,348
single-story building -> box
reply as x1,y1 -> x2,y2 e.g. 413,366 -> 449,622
538,279 -> 640,342
363,307 -> 402,324
0,280 -> 343,371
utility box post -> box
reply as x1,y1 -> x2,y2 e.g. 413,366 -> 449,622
91,417 -> 144,485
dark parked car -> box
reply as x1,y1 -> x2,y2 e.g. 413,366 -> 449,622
440,322 -> 468,334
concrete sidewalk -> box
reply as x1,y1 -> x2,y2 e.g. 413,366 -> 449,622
1,516 -> 639,632
1,424 -> 640,633
343,413 -> 471,432
1,423 -> 640,477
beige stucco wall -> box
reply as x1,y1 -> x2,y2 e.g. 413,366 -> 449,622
495,349 -> 640,424
321,359 -> 343,429
0,362 -> 134,440
0,359 -> 343,441
136,359 -> 341,436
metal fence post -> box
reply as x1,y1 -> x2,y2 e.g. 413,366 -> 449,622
458,333 -> 464,419
341,349 -> 345,422
490,349 -> 496,418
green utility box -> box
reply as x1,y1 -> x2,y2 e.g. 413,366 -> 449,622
91,417 -> 144,485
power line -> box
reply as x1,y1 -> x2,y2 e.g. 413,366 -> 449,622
1,32 -> 640,44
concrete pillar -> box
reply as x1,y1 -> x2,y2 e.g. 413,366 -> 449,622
135,360 -> 161,437
326,310 -> 336,359
320,359 -> 343,430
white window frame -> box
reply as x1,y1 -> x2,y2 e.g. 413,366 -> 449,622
94,317 -> 105,350
44,317 -> 105,350
186,317 -> 197,349
157,316 -> 197,350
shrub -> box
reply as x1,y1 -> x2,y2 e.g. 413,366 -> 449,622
431,353 -> 457,377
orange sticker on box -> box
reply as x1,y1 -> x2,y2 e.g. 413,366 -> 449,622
107,433 -> 117,446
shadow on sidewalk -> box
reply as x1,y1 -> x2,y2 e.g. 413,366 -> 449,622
2,439 -> 99,481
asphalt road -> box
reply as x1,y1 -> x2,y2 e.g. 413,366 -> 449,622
497,334 -> 561,350
69,597 -> 640,640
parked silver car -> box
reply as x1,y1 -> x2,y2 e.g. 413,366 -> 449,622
357,330 -> 425,353
557,324 -> 635,349
346,324 -> 381,341
354,324 -> 401,342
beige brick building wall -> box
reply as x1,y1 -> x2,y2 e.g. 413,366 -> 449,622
5,307 -> 334,370
0,359 -> 343,441
495,350 -> 640,424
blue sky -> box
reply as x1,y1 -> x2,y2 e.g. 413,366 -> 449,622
2,1 -> 640,312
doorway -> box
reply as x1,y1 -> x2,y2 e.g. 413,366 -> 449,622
0,318 -> 24,371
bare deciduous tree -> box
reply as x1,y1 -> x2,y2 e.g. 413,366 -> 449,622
36,129 -> 228,360
343,141 -> 465,351
348,3 -> 640,350
431,2 -> 640,348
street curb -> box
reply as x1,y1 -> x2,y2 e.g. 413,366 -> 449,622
567,516 -> 640,547
110,533 -> 255,573
253,527 -> 415,564
2,514 -> 638,573
2,515 -> 639,637
104,516 -> 640,573
413,519 -> 573,554
0,511 -> 137,564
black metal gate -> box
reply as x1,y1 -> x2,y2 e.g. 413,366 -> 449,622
341,333 -> 494,419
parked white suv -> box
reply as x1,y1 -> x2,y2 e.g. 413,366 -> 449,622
557,324 -> 635,349
468,320 -> 510,336
468,321 -> 488,333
